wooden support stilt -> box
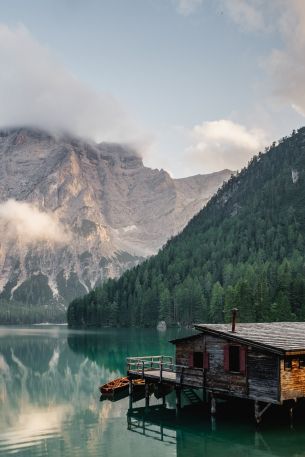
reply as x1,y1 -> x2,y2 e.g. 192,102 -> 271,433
176,386 -> 181,412
128,378 -> 133,410
289,399 -> 297,429
289,407 -> 294,429
211,415 -> 216,432
254,400 -> 260,424
203,389 -> 208,404
162,395 -> 166,406
254,400 -> 271,424
142,418 -> 145,435
210,393 -> 216,415
127,414 -> 131,430
145,382 -> 150,409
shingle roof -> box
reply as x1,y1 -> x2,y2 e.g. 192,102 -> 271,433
192,322 -> 305,355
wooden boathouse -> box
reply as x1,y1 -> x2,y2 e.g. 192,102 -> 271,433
127,317 -> 305,422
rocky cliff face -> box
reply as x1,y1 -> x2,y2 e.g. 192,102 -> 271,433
0,127 -> 231,308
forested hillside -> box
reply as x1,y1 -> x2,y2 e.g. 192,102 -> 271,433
68,128 -> 305,328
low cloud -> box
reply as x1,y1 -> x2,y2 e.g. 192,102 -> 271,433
186,120 -> 267,173
0,199 -> 70,244
0,24 -> 139,143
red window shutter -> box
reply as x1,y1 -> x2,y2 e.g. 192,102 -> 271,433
240,347 -> 246,375
224,344 -> 229,372
188,351 -> 194,368
203,351 -> 209,370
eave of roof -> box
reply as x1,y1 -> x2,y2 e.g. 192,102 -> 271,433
169,333 -> 201,344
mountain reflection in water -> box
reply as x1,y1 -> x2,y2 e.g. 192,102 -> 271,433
0,326 -> 305,457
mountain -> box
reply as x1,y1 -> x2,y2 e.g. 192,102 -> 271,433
67,127 -> 305,328
0,127 -> 231,320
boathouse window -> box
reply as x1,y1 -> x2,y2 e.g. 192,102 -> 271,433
284,357 -> 292,371
299,356 -> 305,368
229,346 -> 240,372
188,351 -> 209,369
224,345 -> 246,374
193,352 -> 204,369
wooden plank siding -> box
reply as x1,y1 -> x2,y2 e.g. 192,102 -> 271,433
247,351 -> 279,403
205,335 -> 247,397
175,334 -> 205,388
175,334 -> 205,366
280,358 -> 305,401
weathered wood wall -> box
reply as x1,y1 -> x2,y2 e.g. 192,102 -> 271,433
280,358 -> 305,401
175,335 -> 204,366
247,351 -> 279,402
175,335 -> 205,387
205,335 -> 247,397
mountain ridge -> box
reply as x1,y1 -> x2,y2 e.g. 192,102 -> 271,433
0,127 -> 231,319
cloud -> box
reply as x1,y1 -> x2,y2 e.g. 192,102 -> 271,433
186,119 -> 267,173
264,0 -> 305,116
219,1 -> 305,117
0,24 -> 139,143
174,0 -> 203,15
220,0 -> 265,31
0,199 -> 70,244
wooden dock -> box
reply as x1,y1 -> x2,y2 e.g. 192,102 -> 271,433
127,355 -> 201,386
126,355 -> 205,411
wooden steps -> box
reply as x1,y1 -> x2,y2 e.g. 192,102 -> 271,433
183,388 -> 202,405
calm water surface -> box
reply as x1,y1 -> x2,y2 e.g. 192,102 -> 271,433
1,326 -> 305,457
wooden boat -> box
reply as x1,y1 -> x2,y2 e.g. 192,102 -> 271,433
100,377 -> 129,395
99,377 -> 145,395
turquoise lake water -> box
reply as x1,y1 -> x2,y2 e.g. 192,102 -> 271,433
1,326 -> 305,457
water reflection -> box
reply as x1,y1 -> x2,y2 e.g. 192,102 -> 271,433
127,404 -> 305,457
1,326 -> 305,457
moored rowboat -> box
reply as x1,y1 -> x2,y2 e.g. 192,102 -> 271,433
99,377 -> 145,395
100,377 -> 129,394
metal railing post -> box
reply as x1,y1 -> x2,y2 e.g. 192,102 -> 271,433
142,360 -> 145,378
160,362 -> 163,382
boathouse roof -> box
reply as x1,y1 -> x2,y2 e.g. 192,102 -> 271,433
172,322 -> 305,355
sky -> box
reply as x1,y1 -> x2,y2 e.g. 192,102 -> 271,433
0,0 -> 304,177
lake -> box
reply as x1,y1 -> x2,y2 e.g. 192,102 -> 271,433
1,326 -> 305,457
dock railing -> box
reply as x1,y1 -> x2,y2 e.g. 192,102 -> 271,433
127,355 -> 174,380
126,355 -> 204,385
